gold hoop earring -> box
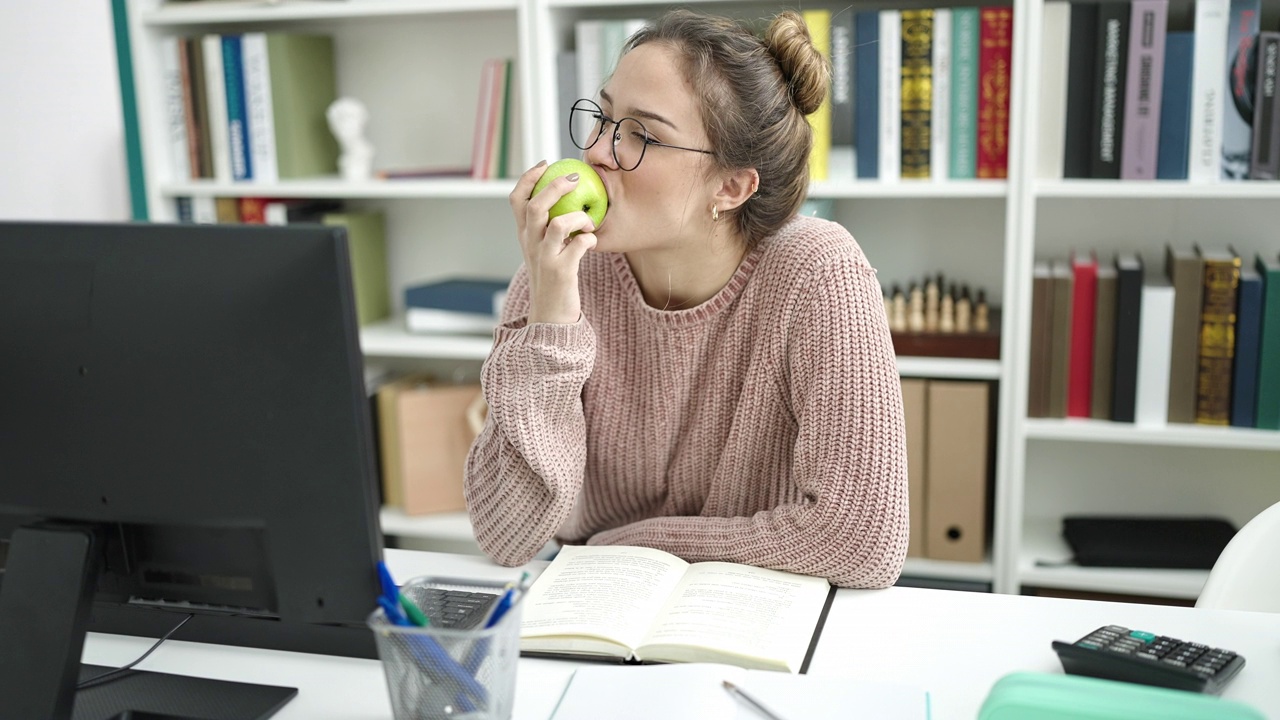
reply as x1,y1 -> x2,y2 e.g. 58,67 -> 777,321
712,205 -> 719,222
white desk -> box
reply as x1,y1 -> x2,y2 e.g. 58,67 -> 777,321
81,550 -> 1280,719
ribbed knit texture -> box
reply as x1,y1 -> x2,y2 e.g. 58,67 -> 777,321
464,215 -> 909,588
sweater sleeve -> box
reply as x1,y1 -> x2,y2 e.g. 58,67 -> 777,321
464,266 -> 596,566
586,256 -> 910,589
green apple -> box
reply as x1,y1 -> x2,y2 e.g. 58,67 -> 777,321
531,158 -> 608,231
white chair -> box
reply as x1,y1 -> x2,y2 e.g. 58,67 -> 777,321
1195,500 -> 1280,613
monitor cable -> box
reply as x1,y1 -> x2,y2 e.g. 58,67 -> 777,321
77,612 -> 195,690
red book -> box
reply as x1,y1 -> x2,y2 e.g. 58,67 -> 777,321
238,197 -> 268,224
1068,252 -> 1099,417
470,60 -> 496,180
977,7 -> 1013,179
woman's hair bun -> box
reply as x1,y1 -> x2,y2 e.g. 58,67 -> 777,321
763,10 -> 830,116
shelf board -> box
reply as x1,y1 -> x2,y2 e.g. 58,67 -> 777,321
896,357 -> 1002,380
143,0 -> 518,25
360,320 -> 492,360
809,180 -> 1008,199
380,508 -> 476,541
161,177 -> 515,200
901,556 -> 994,583
1024,418 -> 1280,451
1019,518 -> 1206,600
1035,180 -> 1280,200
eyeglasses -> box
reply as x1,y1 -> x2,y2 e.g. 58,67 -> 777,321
569,98 -> 713,171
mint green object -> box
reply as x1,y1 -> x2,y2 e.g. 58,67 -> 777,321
978,673 -> 1266,720
110,0 -> 148,220
949,7 -> 979,180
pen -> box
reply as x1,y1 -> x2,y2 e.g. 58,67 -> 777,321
723,680 -> 789,720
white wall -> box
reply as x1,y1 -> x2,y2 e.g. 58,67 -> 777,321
0,2 -> 131,221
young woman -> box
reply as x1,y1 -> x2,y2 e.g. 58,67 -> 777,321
464,9 -> 908,588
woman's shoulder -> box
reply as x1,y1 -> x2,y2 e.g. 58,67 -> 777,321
757,214 -> 873,276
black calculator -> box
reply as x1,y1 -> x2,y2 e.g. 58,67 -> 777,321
1052,625 -> 1246,694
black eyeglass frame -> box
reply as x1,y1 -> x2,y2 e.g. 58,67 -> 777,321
569,98 -> 714,171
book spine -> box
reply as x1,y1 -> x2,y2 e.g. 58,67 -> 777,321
932,9 -> 952,181
1251,32 -> 1280,179
1068,255 -> 1098,418
1254,255 -> 1280,429
1134,280 -> 1176,426
976,6 -> 1013,179
803,9 -> 832,182
241,32 -> 278,184
1091,267 -> 1119,419
1029,263 -> 1054,418
1048,260 -> 1074,418
880,9 -> 902,182
1188,0 -> 1229,181
1120,0 -> 1168,179
829,13 -> 856,181
1196,256 -> 1241,424
484,58 -> 505,180
1231,268 -> 1263,426
1156,32 -> 1195,179
201,35 -> 233,183
1090,3 -> 1129,179
161,37 -> 191,182
471,60 -> 495,180
855,11 -> 881,179
1064,3 -> 1099,178
1166,247 -> 1205,424
901,10 -> 934,179
177,37 -> 201,179
1222,0 -> 1261,179
1112,257 -> 1144,423
175,196 -> 193,223
950,7 -> 979,179
221,35 -> 252,181
497,58 -> 514,180
187,37 -> 213,179
1038,2 -> 1071,180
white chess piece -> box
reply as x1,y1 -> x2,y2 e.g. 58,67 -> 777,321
327,98 -> 375,181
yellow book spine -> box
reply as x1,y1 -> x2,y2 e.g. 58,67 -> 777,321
900,10 -> 934,179
802,9 -> 832,182
1196,257 -> 1242,424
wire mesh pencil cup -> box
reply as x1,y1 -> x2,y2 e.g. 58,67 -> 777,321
369,577 -> 523,720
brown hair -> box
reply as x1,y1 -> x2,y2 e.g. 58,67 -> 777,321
621,9 -> 830,249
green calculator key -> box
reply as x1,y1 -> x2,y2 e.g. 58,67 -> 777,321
1129,631 -> 1157,642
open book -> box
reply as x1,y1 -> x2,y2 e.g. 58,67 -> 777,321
519,545 -> 835,673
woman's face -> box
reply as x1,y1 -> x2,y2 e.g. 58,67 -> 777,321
583,43 -> 716,253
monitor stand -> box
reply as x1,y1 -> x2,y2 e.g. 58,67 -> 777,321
0,523 -> 297,720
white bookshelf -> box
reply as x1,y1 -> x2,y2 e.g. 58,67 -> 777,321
123,0 -> 1280,600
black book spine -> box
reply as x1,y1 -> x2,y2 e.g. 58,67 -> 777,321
1090,1 -> 1130,178
1064,2 -> 1100,178
1111,256 -> 1144,422
1251,32 -> 1280,180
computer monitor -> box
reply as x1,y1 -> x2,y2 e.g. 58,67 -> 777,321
0,221 -> 384,719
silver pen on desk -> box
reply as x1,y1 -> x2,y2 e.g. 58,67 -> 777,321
723,680 -> 788,720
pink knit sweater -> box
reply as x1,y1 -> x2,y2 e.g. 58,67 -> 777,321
464,215 -> 909,588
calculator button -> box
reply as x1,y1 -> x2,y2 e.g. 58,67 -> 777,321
1078,642 -> 1101,649
1162,659 -> 1187,667
1136,652 -> 1159,661
1129,631 -> 1157,642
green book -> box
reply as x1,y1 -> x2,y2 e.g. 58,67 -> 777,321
324,211 -> 389,326
949,7 -> 979,179
267,34 -> 340,179
1254,253 -> 1280,429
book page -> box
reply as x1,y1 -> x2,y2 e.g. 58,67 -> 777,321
520,545 -> 689,654
636,562 -> 830,671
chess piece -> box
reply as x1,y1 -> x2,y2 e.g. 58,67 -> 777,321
974,289 -> 990,332
908,283 -> 925,332
924,277 -> 940,332
891,284 -> 908,332
327,97 -> 375,181
939,285 -> 955,333
956,285 -> 972,333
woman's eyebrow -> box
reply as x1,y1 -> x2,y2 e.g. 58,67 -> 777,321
600,89 -> 680,131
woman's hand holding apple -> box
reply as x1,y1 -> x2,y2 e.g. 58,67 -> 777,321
510,159 -> 607,325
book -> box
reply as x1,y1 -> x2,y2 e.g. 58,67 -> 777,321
880,9 -> 902,182
1063,2 -> 1100,179
1091,263 -> 1119,419
1230,260 -> 1263,427
548,663 -> 929,720
404,277 -> 509,335
932,9 -> 952,181
950,7 -> 980,179
829,12 -> 856,181
1090,1 -> 1129,179
161,36 -> 191,181
1188,0 -> 1229,181
1028,261 -> 1054,418
976,6 -> 1013,179
1038,2 -> 1071,180
1255,253 -> 1280,429
221,35 -> 252,181
519,545 -> 834,672
1156,32 -> 1195,179
264,33 -> 340,180
1134,277 -> 1175,426
323,211 -> 389,327
201,34 -> 233,183
1222,0 -> 1261,179
1251,32 -> 1280,179
855,11 -> 881,179
900,10 -> 934,179
1195,247 -> 1241,424
1120,0 -> 1168,179
1165,244 -> 1205,424
1068,252 -> 1099,418
803,9 -> 832,182
1048,260 -> 1074,418
1112,253 -> 1144,423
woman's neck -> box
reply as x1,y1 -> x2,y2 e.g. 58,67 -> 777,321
625,231 -> 749,311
